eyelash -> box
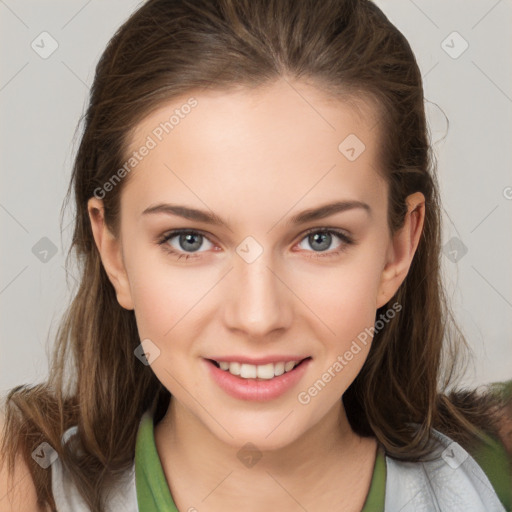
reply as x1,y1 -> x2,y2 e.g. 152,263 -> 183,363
157,227 -> 354,261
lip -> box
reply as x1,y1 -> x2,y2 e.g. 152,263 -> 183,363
206,355 -> 310,365
203,356 -> 312,401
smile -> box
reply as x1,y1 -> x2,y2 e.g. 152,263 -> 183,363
210,359 -> 307,379
204,357 -> 312,401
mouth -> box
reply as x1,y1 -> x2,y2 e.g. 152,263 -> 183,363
206,356 -> 312,381
204,356 -> 313,401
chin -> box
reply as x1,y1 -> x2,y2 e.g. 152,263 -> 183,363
206,414 -> 305,452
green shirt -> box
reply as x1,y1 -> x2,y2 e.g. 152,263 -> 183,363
134,408 -> 510,511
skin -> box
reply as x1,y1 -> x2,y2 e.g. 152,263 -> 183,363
88,77 -> 425,511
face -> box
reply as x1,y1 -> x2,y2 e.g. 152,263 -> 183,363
89,78 -> 423,450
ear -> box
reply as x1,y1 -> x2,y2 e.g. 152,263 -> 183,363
376,191 -> 425,309
87,197 -> 134,310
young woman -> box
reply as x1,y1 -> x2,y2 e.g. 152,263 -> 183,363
1,0 -> 511,511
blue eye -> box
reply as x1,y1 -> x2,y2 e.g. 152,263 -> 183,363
158,230 -> 214,260
157,227 -> 354,261
297,228 -> 353,257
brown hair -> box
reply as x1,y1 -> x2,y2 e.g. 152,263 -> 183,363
1,0 -> 507,510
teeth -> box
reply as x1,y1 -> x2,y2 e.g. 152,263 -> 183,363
284,361 -> 296,372
273,362 -> 285,376
229,361 -> 240,375
216,360 -> 301,379
240,364 -> 257,379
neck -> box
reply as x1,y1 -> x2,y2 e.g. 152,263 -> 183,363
154,397 -> 377,511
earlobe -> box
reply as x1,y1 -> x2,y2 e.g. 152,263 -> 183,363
376,192 -> 425,309
87,197 -> 134,310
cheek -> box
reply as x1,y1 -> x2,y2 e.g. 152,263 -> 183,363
298,269 -> 379,399
126,252 -> 220,359
123,244 -> 188,338
297,255 -> 383,336
131,272 -> 197,339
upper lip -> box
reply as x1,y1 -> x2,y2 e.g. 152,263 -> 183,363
206,355 -> 311,365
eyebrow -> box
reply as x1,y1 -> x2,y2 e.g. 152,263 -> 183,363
141,200 -> 371,227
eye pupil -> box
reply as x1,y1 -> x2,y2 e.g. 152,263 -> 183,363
180,232 -> 202,252
309,232 -> 331,251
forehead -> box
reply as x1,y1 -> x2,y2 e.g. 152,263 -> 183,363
121,78 -> 387,227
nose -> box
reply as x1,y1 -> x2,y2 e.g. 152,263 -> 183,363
222,250 -> 293,339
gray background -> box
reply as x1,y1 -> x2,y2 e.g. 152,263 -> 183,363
1,0 -> 511,396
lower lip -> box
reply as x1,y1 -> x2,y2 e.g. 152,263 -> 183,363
204,358 -> 312,401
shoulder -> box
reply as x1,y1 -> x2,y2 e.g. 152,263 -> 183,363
490,379 -> 512,456
0,412 -> 44,512
385,426 -> 510,512
464,383 -> 512,512
51,425 -> 138,512
467,427 -> 512,512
